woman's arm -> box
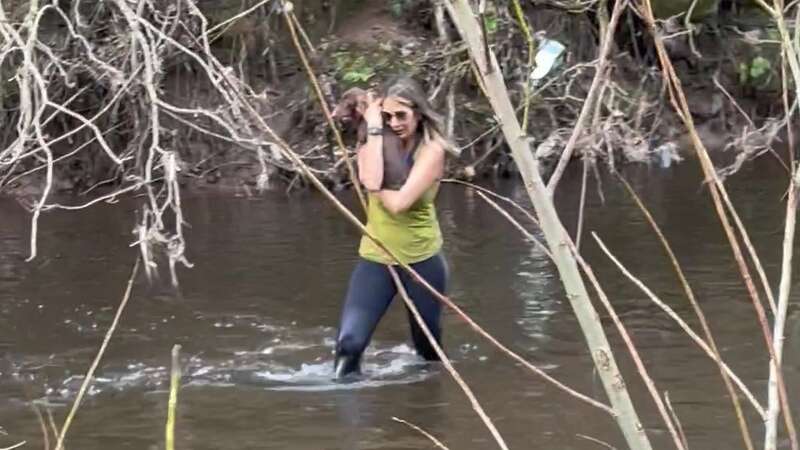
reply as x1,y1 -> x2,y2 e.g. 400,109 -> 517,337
357,96 -> 384,191
357,134 -> 384,191
376,139 -> 445,214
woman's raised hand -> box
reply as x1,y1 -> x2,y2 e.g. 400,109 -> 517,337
363,91 -> 383,129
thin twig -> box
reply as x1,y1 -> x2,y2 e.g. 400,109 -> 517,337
592,230 -> 766,418
54,257 -> 140,450
509,0 -> 535,133
617,175 -> 756,450
567,238 -> 687,450
31,402 -> 50,450
468,181 -> 730,446
290,11 -> 315,55
765,8 -> 800,443
204,0 -> 273,39
476,191 -> 553,259
546,0 -> 628,194
716,183 -> 779,316
4,124 -> 124,189
575,155 -> 589,249
712,73 -> 755,128
576,434 -> 617,450
456,122 -> 501,152
637,1 -> 797,446
685,0 -> 703,59
390,269 -> 509,450
281,3 -> 365,211
665,392 -> 690,450
712,72 -> 791,173
765,124 -> 799,450
46,408 -> 59,445
392,417 -> 450,450
393,417 -> 450,449
442,179 -> 539,225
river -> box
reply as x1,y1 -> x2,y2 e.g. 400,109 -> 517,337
0,160 -> 798,449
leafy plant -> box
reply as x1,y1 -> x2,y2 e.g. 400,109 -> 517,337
343,64 -> 375,83
334,52 -> 375,83
484,13 -> 498,34
738,55 -> 773,87
749,56 -> 771,79
332,46 -> 412,87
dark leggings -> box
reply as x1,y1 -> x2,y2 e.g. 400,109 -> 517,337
335,253 -> 448,372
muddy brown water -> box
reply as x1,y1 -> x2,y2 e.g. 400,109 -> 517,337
0,160 -> 798,450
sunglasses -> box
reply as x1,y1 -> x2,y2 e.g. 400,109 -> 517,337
382,110 -> 413,122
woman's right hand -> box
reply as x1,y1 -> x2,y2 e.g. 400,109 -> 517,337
363,92 -> 383,129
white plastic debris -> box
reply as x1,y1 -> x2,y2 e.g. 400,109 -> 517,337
654,142 -> 682,168
530,39 -> 566,86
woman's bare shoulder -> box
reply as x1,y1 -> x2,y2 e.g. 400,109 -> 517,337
418,137 -> 447,158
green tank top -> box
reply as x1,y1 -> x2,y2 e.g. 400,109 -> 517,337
358,183 -> 442,265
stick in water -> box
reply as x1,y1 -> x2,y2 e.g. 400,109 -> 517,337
392,417 -> 450,450
166,344 -> 182,450
55,257 -> 140,450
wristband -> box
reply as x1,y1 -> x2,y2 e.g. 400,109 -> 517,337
367,127 -> 383,136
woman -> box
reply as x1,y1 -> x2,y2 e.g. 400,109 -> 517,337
334,76 -> 450,378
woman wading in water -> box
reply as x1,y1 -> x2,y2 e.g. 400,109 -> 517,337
334,76 -> 451,378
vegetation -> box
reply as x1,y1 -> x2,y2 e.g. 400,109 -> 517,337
1,1 -> 798,449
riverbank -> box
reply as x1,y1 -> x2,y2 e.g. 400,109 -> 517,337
0,0 -> 792,200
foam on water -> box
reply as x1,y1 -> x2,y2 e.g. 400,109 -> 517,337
253,343 -> 437,392
0,317 -> 470,406
38,336 -> 441,402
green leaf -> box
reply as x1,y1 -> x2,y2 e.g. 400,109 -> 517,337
749,56 -> 771,79
343,65 -> 375,83
738,62 -> 749,85
485,14 -> 498,34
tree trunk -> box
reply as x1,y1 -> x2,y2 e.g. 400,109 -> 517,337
443,2 -> 654,449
